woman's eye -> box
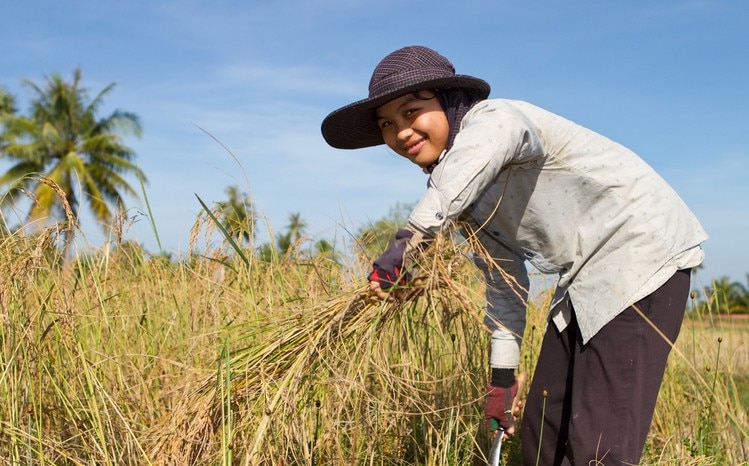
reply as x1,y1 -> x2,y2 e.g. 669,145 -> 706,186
404,108 -> 417,117
380,121 -> 392,130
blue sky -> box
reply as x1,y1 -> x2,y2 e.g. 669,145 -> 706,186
2,0 -> 747,286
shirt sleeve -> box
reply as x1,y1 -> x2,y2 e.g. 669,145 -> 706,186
473,231 -> 530,369
408,100 -> 544,235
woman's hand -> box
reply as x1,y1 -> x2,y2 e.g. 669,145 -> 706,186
367,228 -> 430,301
485,372 -> 527,439
369,279 -> 393,300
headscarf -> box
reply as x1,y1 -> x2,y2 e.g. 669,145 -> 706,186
425,88 -> 486,173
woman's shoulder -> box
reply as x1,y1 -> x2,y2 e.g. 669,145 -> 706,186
466,99 -> 582,136
470,98 -> 548,115
462,98 -> 551,131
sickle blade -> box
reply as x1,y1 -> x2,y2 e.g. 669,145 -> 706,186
488,428 -> 504,466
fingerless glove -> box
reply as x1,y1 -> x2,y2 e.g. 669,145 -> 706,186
368,229 -> 414,289
485,378 -> 520,431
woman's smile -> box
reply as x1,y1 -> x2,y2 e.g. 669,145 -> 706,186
375,91 -> 449,169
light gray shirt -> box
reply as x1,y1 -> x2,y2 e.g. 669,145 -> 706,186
407,99 -> 707,367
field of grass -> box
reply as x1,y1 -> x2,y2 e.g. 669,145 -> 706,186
0,220 -> 747,465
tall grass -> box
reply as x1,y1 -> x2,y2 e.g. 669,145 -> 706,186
0,211 -> 747,465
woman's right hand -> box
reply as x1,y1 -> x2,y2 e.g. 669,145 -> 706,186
369,279 -> 394,301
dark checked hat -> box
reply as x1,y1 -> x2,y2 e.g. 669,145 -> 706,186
321,46 -> 490,149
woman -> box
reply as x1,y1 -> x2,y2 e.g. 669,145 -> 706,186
321,45 -> 707,465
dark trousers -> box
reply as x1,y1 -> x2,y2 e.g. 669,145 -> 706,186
520,269 -> 691,465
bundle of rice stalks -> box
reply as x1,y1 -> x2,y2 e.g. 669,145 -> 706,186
146,231 -> 526,465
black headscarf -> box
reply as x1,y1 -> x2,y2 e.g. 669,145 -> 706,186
439,89 -> 486,150
425,88 -> 485,173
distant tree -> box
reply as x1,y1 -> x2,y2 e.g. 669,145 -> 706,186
356,203 -> 412,260
314,238 -> 334,255
706,275 -> 749,314
312,237 -> 341,264
286,212 -> 306,244
257,240 -> 275,262
258,212 -> 304,261
257,212 -> 341,262
272,212 -> 307,258
215,185 -> 254,245
0,68 -> 144,258
0,87 -> 16,236
0,86 -> 16,115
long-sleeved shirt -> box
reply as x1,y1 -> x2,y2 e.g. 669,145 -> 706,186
406,99 -> 707,368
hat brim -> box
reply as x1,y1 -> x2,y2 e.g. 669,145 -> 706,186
321,75 -> 490,150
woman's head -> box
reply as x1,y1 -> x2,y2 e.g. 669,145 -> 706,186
321,46 -> 489,150
374,89 -> 449,169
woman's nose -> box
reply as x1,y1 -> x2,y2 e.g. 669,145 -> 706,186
396,126 -> 413,142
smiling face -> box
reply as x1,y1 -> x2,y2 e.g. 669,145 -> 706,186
375,91 -> 449,169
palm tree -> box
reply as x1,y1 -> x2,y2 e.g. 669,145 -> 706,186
356,202 -> 412,259
273,212 -> 307,257
708,275 -> 749,314
258,212 -> 307,261
0,87 -> 17,237
0,86 -> 16,115
0,68 -> 144,258
215,185 -> 254,245
256,212 -> 339,263
286,212 -> 307,244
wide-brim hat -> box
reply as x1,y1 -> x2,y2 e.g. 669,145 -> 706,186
321,46 -> 490,149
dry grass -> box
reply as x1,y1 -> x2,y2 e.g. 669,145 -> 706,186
146,232 -> 498,465
0,209 -> 747,465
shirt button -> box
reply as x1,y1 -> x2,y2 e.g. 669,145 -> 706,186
435,212 -> 444,220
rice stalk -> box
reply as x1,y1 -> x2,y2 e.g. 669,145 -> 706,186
146,231 -> 495,464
